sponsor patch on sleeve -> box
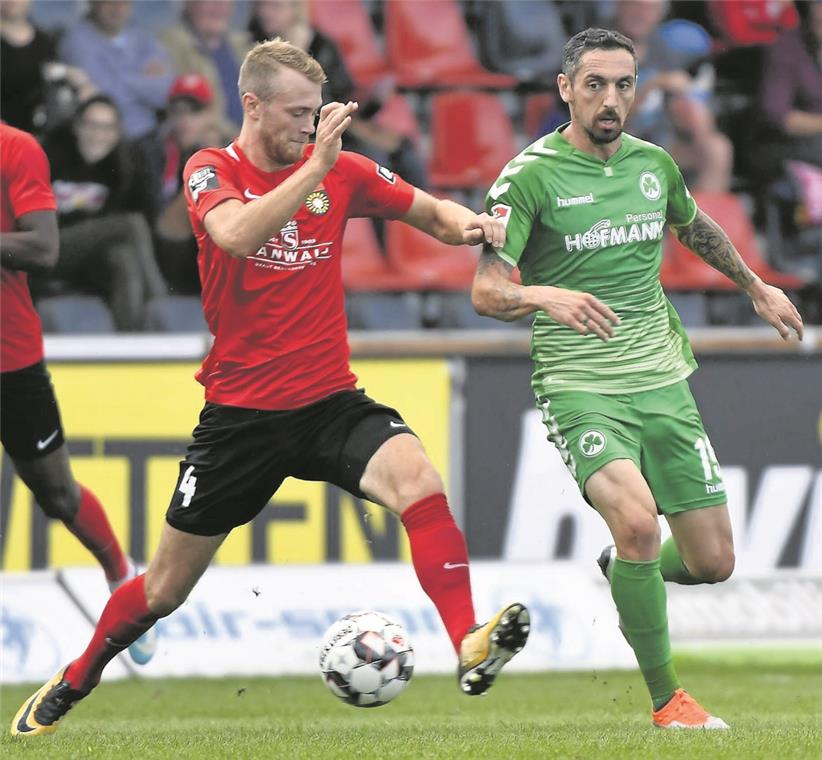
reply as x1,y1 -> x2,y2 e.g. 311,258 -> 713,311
188,166 -> 219,201
376,165 -> 396,184
491,203 -> 512,228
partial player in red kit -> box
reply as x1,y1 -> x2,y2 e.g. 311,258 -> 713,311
0,124 -> 157,674
12,40 -> 530,737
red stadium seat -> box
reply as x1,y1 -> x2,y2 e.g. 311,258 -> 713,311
384,0 -> 517,89
341,218 -> 406,291
661,192 -> 805,291
373,94 -> 422,143
523,92 -> 557,140
428,91 -> 517,188
308,0 -> 389,86
385,220 -> 480,291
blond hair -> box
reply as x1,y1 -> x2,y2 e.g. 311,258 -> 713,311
238,38 -> 325,101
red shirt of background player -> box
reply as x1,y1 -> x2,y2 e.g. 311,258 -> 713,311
184,141 -> 414,411
0,125 -> 57,372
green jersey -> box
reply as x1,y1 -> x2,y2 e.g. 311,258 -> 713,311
486,126 -> 699,396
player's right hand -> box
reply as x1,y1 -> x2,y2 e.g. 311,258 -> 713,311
312,101 -> 358,170
538,286 -> 620,341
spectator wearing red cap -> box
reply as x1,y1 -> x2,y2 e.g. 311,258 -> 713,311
152,74 -> 233,294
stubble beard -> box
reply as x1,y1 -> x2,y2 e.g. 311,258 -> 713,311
584,121 -> 622,145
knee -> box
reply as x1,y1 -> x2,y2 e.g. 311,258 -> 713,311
35,482 -> 80,521
690,548 -> 735,584
144,578 -> 189,619
394,460 -> 445,511
612,509 -> 660,559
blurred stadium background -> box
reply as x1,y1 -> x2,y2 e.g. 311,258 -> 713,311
1,1 -> 820,753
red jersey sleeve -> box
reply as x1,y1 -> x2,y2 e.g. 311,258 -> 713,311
183,147 -> 244,223
6,129 -> 56,218
342,152 -> 415,219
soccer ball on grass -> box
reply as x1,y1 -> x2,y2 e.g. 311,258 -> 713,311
319,611 -> 414,707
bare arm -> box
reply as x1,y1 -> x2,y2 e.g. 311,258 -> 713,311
204,102 -> 356,258
400,190 -> 505,247
0,210 -> 59,274
471,247 -> 619,339
783,110 -> 822,137
672,208 -> 804,340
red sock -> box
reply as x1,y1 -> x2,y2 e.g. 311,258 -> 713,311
65,575 -> 156,692
65,485 -> 128,583
401,493 -> 475,653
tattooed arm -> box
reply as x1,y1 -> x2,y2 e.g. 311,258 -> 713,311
471,247 -> 619,340
672,209 -> 804,340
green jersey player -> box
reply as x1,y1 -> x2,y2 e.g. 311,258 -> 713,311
473,28 -> 804,730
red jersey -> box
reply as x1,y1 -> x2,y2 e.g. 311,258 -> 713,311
0,125 -> 56,372
184,143 -> 415,410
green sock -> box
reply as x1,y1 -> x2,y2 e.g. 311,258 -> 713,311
610,557 -> 681,710
659,536 -> 700,585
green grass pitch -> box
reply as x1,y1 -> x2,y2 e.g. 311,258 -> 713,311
2,654 -> 820,759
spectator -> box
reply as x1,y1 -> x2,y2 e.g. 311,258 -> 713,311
154,74 -> 232,294
58,0 -> 173,149
615,0 -> 733,192
248,0 -> 428,189
476,0 -> 566,85
160,0 -> 252,132
35,96 -> 168,331
0,0 -> 93,133
759,0 -> 822,173
709,0 -> 799,48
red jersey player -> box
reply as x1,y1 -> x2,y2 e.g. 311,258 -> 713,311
0,124 -> 157,670
12,40 -> 529,737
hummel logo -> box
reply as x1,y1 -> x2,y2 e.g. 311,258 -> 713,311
557,193 -> 595,208
389,421 -> 406,428
35,429 -> 59,451
244,188 -> 262,200
443,562 -> 469,570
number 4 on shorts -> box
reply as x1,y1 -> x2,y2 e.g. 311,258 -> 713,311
178,465 -> 197,507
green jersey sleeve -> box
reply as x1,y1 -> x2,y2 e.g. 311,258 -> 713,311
660,149 -> 698,227
485,162 -> 542,267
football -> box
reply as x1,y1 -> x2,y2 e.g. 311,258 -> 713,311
319,611 -> 415,707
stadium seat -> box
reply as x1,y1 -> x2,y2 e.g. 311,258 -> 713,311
36,295 -> 115,334
523,92 -> 557,140
384,220 -> 479,291
373,94 -> 422,144
661,192 -> 806,291
384,0 -> 517,89
145,296 -> 208,332
341,217 -> 406,292
428,91 -> 517,188
475,0 -> 565,83
438,292 -> 526,330
308,0 -> 389,86
346,292 -> 422,330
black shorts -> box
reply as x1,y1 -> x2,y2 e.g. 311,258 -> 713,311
0,360 -> 65,460
166,389 -> 416,536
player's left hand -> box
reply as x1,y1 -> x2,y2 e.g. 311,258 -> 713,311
463,213 -> 505,248
749,280 -> 804,340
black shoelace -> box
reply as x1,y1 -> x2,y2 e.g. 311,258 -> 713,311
34,682 -> 85,725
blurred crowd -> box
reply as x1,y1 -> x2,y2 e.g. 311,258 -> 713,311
1,0 -> 819,331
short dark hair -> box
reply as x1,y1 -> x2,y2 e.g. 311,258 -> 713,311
562,28 -> 637,80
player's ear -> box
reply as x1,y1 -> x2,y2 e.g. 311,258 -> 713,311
242,92 -> 260,119
557,72 -> 572,104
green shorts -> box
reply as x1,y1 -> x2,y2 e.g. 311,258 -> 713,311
536,380 -> 727,515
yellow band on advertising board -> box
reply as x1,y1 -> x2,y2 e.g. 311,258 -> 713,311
1,360 -> 450,570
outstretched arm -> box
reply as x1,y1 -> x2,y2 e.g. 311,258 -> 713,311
672,209 -> 804,340
399,189 -> 505,247
471,247 -> 619,340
